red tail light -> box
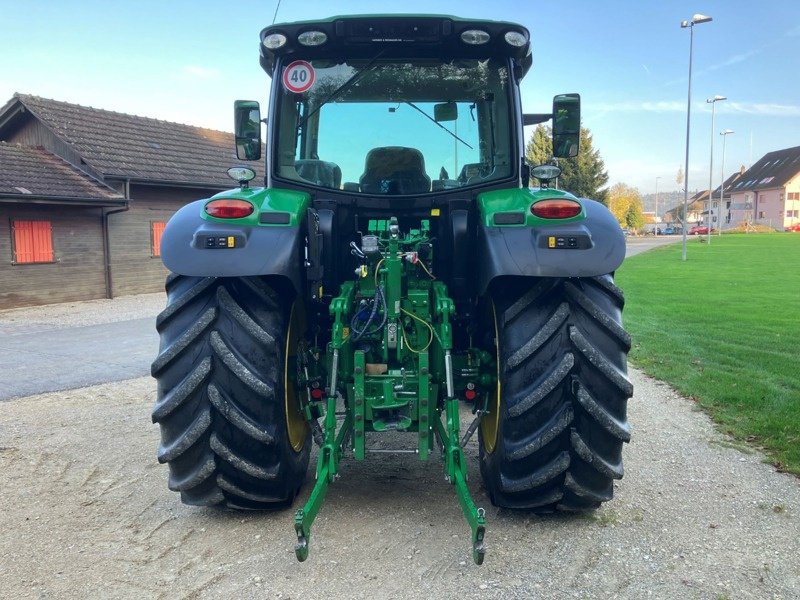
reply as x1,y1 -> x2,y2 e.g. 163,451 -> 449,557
531,199 -> 582,219
205,199 -> 254,219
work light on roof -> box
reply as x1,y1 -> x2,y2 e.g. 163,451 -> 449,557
530,164 -> 562,182
461,29 -> 491,45
226,166 -> 256,184
298,30 -> 327,46
504,31 -> 527,47
263,33 -> 288,50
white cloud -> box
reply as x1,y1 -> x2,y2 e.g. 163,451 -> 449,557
722,102 -> 800,116
180,65 -> 221,80
589,101 -> 685,114
704,48 -> 761,72
588,100 -> 800,117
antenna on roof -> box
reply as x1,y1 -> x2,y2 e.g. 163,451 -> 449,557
272,0 -> 282,25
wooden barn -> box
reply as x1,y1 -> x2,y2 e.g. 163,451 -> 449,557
0,94 -> 261,308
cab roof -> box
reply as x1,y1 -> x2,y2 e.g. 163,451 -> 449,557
259,14 -> 532,78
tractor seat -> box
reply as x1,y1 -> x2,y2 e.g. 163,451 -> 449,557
295,159 -> 342,189
359,147 -> 431,195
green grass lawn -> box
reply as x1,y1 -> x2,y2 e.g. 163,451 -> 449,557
616,234 -> 800,474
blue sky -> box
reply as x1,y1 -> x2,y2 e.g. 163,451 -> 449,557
1,0 -> 798,195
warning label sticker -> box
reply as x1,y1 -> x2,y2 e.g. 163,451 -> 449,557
282,60 -> 315,93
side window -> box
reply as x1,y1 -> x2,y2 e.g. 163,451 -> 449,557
151,221 -> 167,257
11,220 -> 54,264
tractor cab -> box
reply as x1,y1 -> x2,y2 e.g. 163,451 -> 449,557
236,15 -> 580,196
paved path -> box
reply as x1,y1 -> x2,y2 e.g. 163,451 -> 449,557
0,237 -> 678,401
624,234 -> 681,257
0,317 -> 158,401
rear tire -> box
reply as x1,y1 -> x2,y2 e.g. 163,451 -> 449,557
151,274 -> 310,509
479,275 -> 632,511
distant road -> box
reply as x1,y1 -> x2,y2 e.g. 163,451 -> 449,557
0,236 -> 679,401
625,235 -> 681,258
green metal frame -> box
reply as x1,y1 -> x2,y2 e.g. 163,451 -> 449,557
292,217 -> 491,564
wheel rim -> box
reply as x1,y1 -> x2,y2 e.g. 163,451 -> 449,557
480,299 -> 501,454
285,300 -> 309,452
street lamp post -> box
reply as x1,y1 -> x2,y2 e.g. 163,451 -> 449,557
706,95 -> 727,244
719,129 -> 734,235
680,13 -> 712,261
655,176 -> 661,235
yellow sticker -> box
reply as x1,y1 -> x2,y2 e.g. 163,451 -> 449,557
227,236 -> 235,248
548,236 -> 556,248
342,327 -> 350,339
431,208 -> 441,216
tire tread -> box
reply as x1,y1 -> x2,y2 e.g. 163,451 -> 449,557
480,276 -> 632,512
151,275 -> 309,509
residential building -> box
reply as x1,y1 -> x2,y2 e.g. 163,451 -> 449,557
664,192 -> 704,227
705,166 -> 747,229
0,94 -> 261,308
728,145 -> 800,230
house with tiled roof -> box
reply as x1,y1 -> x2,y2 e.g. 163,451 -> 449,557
0,93 -> 257,307
684,165 -> 748,230
664,191 -> 704,228
711,166 -> 747,227
665,165 -> 754,231
728,145 -> 800,230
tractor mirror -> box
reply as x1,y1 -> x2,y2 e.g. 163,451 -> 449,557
552,93 -> 580,158
434,102 -> 458,122
234,100 -> 262,161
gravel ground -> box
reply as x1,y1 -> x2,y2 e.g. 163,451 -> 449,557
1,284 -> 797,599
1,369 -> 798,599
0,293 -> 166,330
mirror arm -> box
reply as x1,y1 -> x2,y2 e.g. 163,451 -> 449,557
523,113 -> 551,126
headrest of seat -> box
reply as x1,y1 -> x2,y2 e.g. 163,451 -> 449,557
295,159 -> 342,189
362,147 -> 427,180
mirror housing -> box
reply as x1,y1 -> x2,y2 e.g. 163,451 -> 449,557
433,102 -> 458,122
552,93 -> 580,158
234,100 -> 262,161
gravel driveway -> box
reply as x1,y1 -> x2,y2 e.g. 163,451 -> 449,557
1,368 -> 798,598
1,249 -> 797,599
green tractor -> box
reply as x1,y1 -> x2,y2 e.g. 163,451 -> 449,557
152,15 -> 632,565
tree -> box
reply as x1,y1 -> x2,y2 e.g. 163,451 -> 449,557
676,166 -> 684,189
525,124 -> 552,167
625,197 -> 645,230
606,183 -> 633,223
525,124 -> 609,203
606,182 -> 645,230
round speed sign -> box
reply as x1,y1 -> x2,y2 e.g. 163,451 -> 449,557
282,60 -> 315,93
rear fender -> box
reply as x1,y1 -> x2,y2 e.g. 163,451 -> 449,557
476,188 -> 625,294
160,187 -> 310,294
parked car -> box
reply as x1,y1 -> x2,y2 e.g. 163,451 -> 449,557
786,223 -> 800,232
689,226 -> 716,235
663,227 -> 675,235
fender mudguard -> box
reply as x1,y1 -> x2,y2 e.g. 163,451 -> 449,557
161,199 -> 305,293
477,198 -> 625,294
